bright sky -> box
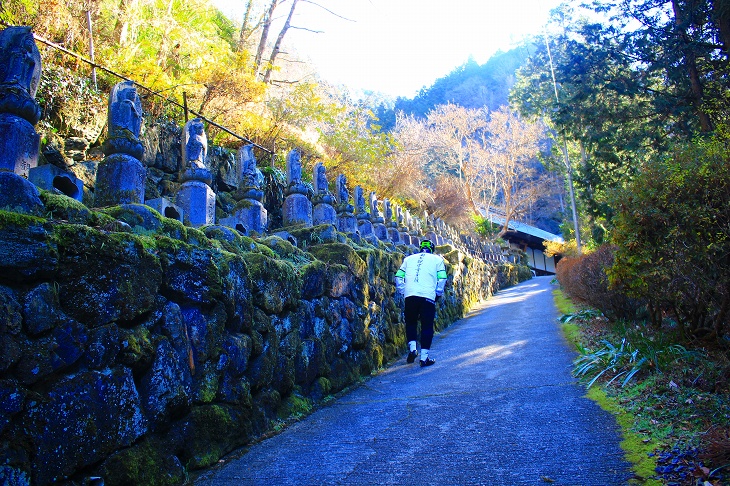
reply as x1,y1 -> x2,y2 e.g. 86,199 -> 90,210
213,0 -> 560,98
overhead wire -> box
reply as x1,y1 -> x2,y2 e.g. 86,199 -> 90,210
0,20 -> 274,154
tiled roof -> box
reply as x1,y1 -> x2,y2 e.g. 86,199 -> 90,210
487,215 -> 564,243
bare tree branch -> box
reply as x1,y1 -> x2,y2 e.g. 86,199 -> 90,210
289,25 -> 324,33
300,0 -> 356,22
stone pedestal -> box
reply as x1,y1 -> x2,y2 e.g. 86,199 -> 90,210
373,220 -> 388,241
399,230 -> 411,246
283,191 -> 312,227
177,180 -> 215,227
313,192 -> 337,226
425,231 -> 438,247
223,198 -> 268,235
387,226 -> 401,244
95,153 -> 146,206
313,203 -> 337,226
145,197 -> 183,222
29,164 -> 83,201
357,217 -> 374,237
337,209 -> 357,234
0,113 -> 39,177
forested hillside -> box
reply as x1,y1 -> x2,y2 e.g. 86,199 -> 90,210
374,48 -> 532,131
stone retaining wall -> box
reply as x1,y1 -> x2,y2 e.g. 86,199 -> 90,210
0,195 -> 525,486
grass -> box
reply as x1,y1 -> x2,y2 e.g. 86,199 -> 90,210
552,287 -> 730,485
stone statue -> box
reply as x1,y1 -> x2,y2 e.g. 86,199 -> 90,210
95,81 -> 146,206
0,26 -> 42,124
238,144 -> 262,189
183,118 -> 207,170
314,162 -> 328,195
334,173 -> 357,234
383,199 -> 393,224
282,149 -> 313,227
354,186 -> 367,216
336,174 -> 349,206
312,163 -> 336,225
0,27 -> 42,178
103,81 -> 144,160
222,145 -> 267,234
287,149 -> 302,186
369,192 -> 381,219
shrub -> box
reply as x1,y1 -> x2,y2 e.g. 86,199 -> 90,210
555,245 -> 641,320
608,138 -> 730,341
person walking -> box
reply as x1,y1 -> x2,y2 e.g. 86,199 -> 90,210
394,239 -> 448,367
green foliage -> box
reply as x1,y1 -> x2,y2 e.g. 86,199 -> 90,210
574,335 -> 695,389
559,308 -> 602,324
472,215 -> 499,237
608,138 -> 730,339
317,103 -> 395,190
511,0 -> 730,237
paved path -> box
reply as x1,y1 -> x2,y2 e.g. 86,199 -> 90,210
196,277 -> 632,485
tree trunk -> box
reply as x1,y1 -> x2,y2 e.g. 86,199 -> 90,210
671,0 -> 713,132
254,0 -> 279,76
263,0 -> 299,83
112,0 -> 137,45
237,0 -> 254,51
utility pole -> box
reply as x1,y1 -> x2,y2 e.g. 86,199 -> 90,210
85,10 -> 97,89
545,34 -> 581,254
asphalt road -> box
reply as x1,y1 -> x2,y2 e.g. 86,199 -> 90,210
196,276 -> 633,485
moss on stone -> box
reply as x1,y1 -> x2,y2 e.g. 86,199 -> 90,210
262,235 -> 313,267
88,211 -> 123,229
277,392 -> 312,420
241,252 -> 301,313
159,217 -> 187,240
0,209 -> 46,229
185,227 -> 213,248
300,259 -> 328,299
96,439 -> 186,486
288,224 -> 341,248
182,404 -> 236,469
308,243 -> 367,278
118,326 -> 155,372
40,190 -> 92,223
194,363 -> 221,404
233,199 -> 254,210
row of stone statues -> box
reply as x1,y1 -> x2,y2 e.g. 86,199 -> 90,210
0,26 -> 505,262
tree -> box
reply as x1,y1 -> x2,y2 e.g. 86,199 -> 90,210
262,0 -> 299,83
425,103 -> 488,216
479,107 -> 550,237
381,112 -> 431,203
253,0 -> 278,75
237,0 -> 255,51
608,138 -> 730,340
512,1 -> 730,229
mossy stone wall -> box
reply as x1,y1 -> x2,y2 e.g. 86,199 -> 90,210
0,197 -> 525,486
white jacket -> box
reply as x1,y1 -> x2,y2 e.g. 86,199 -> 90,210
394,251 -> 447,300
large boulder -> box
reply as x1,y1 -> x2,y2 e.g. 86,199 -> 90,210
22,368 -> 147,484
242,252 -> 300,314
53,225 -> 163,326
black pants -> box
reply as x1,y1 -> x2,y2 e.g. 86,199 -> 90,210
404,296 -> 436,350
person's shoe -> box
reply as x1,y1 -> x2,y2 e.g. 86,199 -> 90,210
407,350 -> 418,363
420,357 -> 436,367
